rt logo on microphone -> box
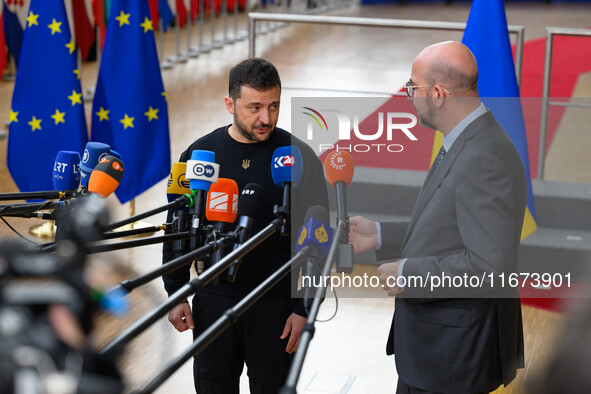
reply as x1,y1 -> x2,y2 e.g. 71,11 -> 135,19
192,163 -> 216,177
273,155 -> 295,168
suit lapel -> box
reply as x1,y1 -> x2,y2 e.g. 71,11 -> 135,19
401,111 -> 496,249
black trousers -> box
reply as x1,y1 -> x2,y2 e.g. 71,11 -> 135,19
396,377 -> 489,394
192,292 -> 295,394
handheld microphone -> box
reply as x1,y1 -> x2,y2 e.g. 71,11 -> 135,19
226,183 -> 263,283
80,142 -> 111,189
185,150 -> 220,250
53,151 -> 81,192
109,149 -> 122,161
167,162 -> 192,257
206,178 -> 239,281
323,150 -> 354,273
88,155 -> 125,198
295,205 -> 333,310
271,145 -> 303,236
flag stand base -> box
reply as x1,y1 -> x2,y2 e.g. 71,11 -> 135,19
29,221 -> 56,239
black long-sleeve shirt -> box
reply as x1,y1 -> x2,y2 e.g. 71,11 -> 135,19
162,126 -> 329,312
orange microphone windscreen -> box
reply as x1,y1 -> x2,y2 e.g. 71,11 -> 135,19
323,150 -> 354,187
206,178 -> 239,223
88,155 -> 125,198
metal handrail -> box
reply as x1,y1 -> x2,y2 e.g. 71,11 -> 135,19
538,27 -> 591,179
247,12 -> 525,88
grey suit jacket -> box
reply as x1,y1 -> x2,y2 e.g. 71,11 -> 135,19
378,111 -> 526,393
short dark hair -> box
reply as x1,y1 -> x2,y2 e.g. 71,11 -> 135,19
228,58 -> 281,101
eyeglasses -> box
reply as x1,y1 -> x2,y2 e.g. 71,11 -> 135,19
405,81 -> 450,98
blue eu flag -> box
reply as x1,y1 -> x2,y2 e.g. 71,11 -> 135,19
91,0 -> 171,203
7,0 -> 88,192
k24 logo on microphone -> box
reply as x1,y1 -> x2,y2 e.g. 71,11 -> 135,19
273,155 -> 295,168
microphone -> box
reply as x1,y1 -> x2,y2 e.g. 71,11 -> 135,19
271,145 -> 303,236
167,162 -> 192,257
80,142 -> 111,189
323,150 -> 355,273
185,150 -> 220,250
206,178 -> 239,281
109,149 -> 122,161
226,183 -> 263,283
295,205 -> 333,310
53,150 -> 81,192
87,155 -> 125,198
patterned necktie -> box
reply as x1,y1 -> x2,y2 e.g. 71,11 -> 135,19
431,146 -> 446,170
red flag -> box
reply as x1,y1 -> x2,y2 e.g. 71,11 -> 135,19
72,0 -> 95,60
176,0 -> 187,28
91,0 -> 106,49
190,0 -> 197,21
148,0 -> 158,28
0,10 -> 6,78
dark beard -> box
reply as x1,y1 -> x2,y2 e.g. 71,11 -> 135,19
234,112 -> 273,142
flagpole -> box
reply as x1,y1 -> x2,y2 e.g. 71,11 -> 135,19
210,0 -> 223,48
159,19 -> 173,69
168,7 -> 189,63
198,0 -> 211,52
187,0 -> 199,57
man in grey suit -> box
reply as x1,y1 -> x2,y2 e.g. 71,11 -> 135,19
349,41 -> 526,393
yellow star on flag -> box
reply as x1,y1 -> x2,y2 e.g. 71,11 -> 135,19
68,90 -> 83,106
48,18 -> 62,35
115,10 -> 131,27
66,38 -> 76,54
144,106 -> 159,121
73,69 -> 81,80
27,11 -> 39,27
161,92 -> 167,102
28,116 -> 42,132
120,114 -> 135,129
96,107 -> 110,121
8,109 -> 18,124
140,17 -> 153,33
51,109 -> 66,125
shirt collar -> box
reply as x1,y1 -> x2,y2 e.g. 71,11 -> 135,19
442,103 -> 487,152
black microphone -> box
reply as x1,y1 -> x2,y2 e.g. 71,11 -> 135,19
226,183 -> 263,283
205,178 -> 239,281
295,205 -> 333,310
323,150 -> 355,273
167,162 -> 192,257
185,150 -> 220,251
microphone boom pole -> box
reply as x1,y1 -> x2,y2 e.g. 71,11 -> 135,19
110,234 -> 237,295
280,221 -> 346,394
100,217 -> 285,358
135,248 -> 309,394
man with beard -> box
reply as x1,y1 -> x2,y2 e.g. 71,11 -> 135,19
349,41 -> 526,393
162,58 -> 328,393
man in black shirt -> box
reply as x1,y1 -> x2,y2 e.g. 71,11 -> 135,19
162,58 -> 328,393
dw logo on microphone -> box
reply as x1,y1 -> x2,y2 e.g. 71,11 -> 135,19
192,162 -> 216,177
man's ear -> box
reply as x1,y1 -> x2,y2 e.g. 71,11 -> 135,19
224,96 -> 234,115
431,85 -> 446,108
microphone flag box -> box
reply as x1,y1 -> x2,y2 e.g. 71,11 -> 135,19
295,217 -> 333,259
